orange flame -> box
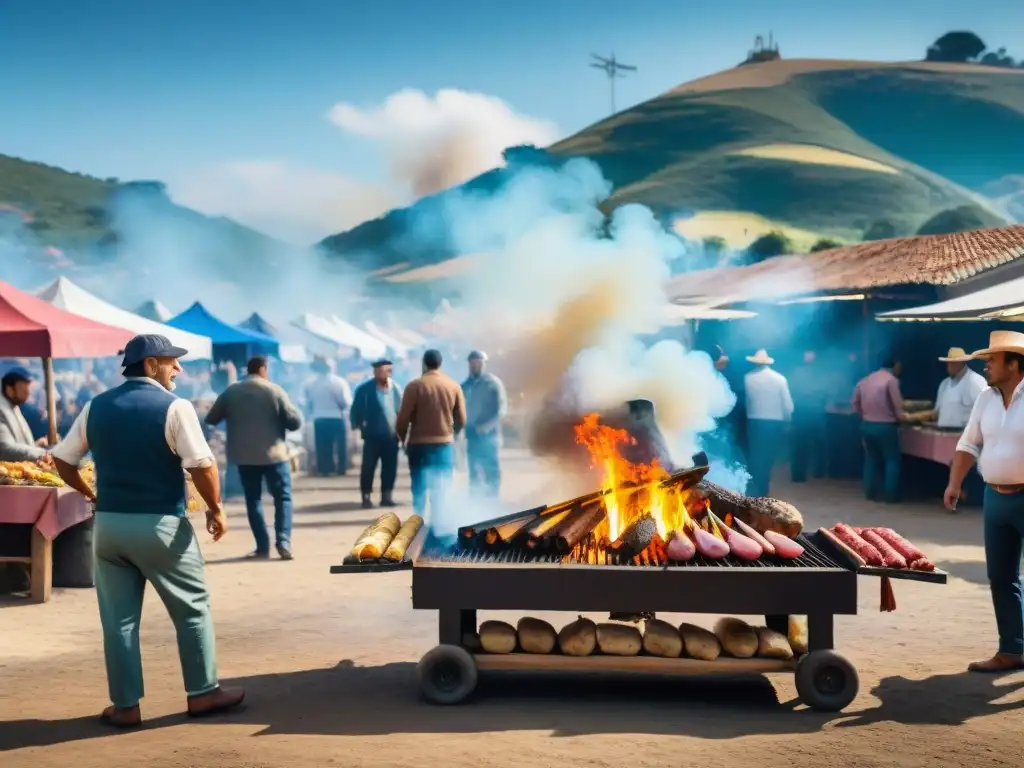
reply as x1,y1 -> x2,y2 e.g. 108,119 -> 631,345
573,413 -> 695,541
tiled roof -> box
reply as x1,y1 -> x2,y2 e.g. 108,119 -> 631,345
666,224 -> 1024,305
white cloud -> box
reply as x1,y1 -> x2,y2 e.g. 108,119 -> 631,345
170,161 -> 393,244
328,88 -> 560,197
171,89 -> 559,244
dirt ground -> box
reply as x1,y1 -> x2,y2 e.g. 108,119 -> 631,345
1,449 -> 1022,768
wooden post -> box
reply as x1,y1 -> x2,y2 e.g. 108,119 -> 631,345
30,527 -> 53,603
43,357 -> 57,446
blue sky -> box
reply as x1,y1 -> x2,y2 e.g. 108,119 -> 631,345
1,0 -> 1020,241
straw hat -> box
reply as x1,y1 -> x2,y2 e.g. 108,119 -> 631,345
938,347 -> 973,362
746,349 -> 774,365
971,330 -> 1024,357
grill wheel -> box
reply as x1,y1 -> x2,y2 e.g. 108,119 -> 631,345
794,649 -> 860,712
417,644 -> 479,705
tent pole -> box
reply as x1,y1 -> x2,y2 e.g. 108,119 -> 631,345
43,357 -> 57,446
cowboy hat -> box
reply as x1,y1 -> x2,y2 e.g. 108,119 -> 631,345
938,347 -> 974,362
745,349 -> 774,365
971,330 -> 1024,357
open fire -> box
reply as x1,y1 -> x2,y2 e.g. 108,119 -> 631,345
457,414 -> 787,567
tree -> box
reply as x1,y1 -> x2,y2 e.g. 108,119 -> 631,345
926,31 -> 986,63
916,206 -> 991,236
809,238 -> 841,252
746,230 -> 792,261
863,219 -> 897,241
702,235 -> 727,256
979,48 -> 1020,68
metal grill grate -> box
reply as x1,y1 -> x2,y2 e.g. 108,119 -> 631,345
418,534 -> 844,570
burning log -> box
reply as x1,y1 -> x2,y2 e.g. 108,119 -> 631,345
552,500 -> 607,555
524,507 -> 575,549
657,464 -> 710,491
609,513 -> 658,560
483,510 -> 546,547
459,505 -> 546,543
697,481 -> 804,537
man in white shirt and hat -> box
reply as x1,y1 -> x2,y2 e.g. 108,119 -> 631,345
743,349 -> 793,497
945,330 -> 1024,673
930,347 -> 987,429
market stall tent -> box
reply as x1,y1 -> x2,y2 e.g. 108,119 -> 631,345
363,320 -> 410,356
167,302 -> 279,365
238,312 -> 312,364
37,277 -> 213,360
0,280 -> 135,441
877,274 -> 1024,322
291,313 -> 386,359
135,299 -> 173,323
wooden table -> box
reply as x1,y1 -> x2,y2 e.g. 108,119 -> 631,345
0,486 -> 93,603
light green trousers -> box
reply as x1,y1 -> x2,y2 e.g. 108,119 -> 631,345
94,512 -> 219,708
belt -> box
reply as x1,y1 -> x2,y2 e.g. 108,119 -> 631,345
989,483 -> 1024,495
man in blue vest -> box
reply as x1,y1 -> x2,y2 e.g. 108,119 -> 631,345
52,334 -> 244,729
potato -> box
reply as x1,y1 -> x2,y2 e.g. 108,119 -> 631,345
462,632 -> 482,652
596,623 -> 642,656
517,617 -> 557,654
558,615 -> 597,657
479,620 -> 517,654
788,615 -> 808,655
642,619 -> 683,658
714,617 -> 758,658
679,623 -> 721,661
755,626 -> 794,660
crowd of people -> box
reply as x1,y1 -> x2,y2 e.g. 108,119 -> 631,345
6,325 -> 1024,724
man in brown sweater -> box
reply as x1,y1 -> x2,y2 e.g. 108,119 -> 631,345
395,349 -> 466,517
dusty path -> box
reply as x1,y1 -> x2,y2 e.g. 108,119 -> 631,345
1,450 -> 1021,768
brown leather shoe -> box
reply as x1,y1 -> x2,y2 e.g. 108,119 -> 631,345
968,652 -> 1024,673
186,686 -> 245,718
100,704 -> 141,729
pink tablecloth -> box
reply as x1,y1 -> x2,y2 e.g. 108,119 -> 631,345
900,426 -> 960,466
0,486 -> 93,540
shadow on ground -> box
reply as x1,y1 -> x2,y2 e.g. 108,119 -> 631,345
3,660 -> 1022,751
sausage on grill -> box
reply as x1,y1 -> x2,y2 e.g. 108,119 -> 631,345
864,527 -> 926,563
831,523 -> 885,566
859,529 -> 908,569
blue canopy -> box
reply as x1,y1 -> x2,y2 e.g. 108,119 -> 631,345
167,302 -> 279,363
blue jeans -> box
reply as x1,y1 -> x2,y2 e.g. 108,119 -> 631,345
860,421 -> 900,502
745,419 -> 784,497
314,418 -> 348,475
466,431 -> 501,497
406,443 -> 454,518
984,486 -> 1024,655
237,462 -> 293,552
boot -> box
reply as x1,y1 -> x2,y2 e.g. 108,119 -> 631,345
361,493 -> 374,509
380,491 -> 397,508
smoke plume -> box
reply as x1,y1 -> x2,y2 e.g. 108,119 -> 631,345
416,158 -> 737,514
328,88 -> 560,198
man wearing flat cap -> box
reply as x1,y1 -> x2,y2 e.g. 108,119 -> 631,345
350,358 -> 403,509
461,350 -> 508,497
51,334 -> 243,728
0,365 -> 49,462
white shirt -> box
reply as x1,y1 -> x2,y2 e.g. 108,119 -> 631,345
956,380 -> 1024,485
51,378 -> 216,469
306,374 -> 352,421
935,368 -> 987,428
744,366 -> 794,422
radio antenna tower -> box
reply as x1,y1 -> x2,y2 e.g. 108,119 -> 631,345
590,53 -> 637,115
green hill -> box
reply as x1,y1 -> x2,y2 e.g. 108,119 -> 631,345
0,154 -> 292,286
320,58 -> 1024,279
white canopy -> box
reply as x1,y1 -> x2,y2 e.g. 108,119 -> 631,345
135,299 -> 173,323
291,313 -> 386,358
37,277 -> 213,360
278,344 -> 309,364
877,275 -> 1024,321
662,304 -> 758,325
363,320 -> 410,355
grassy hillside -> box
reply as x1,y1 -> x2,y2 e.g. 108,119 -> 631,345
0,154 -> 292,285
320,59 -> 1024,279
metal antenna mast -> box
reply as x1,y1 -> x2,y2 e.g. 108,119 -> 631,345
590,53 -> 637,115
